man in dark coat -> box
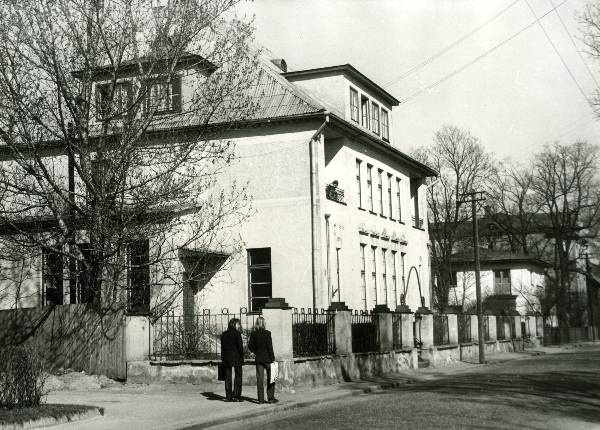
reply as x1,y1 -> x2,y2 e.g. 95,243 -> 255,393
248,316 -> 276,403
220,318 -> 244,401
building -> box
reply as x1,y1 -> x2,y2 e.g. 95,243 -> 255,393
0,53 -> 437,317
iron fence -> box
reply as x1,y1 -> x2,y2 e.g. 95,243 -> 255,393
292,308 -> 336,357
392,312 -> 403,350
458,314 -> 472,344
152,308 -> 261,361
433,314 -> 450,346
483,315 -> 491,341
351,311 -> 378,353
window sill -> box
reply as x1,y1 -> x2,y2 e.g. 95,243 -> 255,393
379,214 -> 387,219
412,226 -> 425,231
398,220 -> 405,225
389,217 -> 396,222
369,211 -> 377,216
358,207 -> 366,211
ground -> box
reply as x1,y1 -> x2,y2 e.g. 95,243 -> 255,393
206,345 -> 600,430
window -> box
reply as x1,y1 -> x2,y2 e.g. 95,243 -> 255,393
43,248 -> 64,305
74,244 -> 94,304
361,96 -> 370,129
367,164 -> 373,211
493,269 -> 511,295
387,174 -> 393,218
410,178 -> 421,228
335,248 -> 341,302
396,178 -> 402,222
143,76 -> 182,115
378,169 -> 384,216
350,88 -> 359,122
381,248 -> 388,305
96,81 -> 132,120
371,102 -> 380,134
370,246 -> 377,306
356,159 -> 362,208
248,248 -> 272,312
128,239 -> 150,314
391,251 -> 398,308
360,244 -> 367,310
381,109 -> 389,140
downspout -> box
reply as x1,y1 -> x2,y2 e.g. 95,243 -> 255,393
309,113 -> 330,312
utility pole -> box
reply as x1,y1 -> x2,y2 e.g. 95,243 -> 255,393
583,247 -> 595,342
459,190 -> 486,364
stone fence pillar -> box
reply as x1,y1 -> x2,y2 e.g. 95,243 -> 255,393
447,312 -> 459,345
374,305 -> 393,352
536,315 -> 544,337
487,313 -> 497,341
513,314 -> 522,339
395,305 -> 413,349
416,307 -> 433,349
262,298 -> 293,360
470,314 -> 479,343
329,302 -> 352,355
125,315 -> 151,361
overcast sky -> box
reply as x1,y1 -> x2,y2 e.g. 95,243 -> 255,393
239,0 -> 600,162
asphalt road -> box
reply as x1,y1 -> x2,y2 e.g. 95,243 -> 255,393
210,346 -> 600,430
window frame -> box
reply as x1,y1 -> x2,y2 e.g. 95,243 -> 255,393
142,75 -> 182,116
371,101 -> 380,135
247,248 -> 273,313
387,173 -> 393,219
367,164 -> 374,212
128,239 -> 151,315
361,96 -> 370,129
381,109 -> 389,141
95,80 -> 133,120
378,169 -> 384,216
370,246 -> 377,306
396,178 -> 402,222
356,159 -> 362,208
350,88 -> 359,122
360,244 -> 367,310
42,247 -> 64,306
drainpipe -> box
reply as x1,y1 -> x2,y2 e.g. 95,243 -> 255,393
309,114 -> 330,312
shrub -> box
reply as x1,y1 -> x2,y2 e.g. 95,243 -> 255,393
0,346 -> 47,409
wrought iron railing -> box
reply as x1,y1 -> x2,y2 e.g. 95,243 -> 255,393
292,308 -> 336,357
351,311 -> 378,353
325,183 -> 345,204
458,313 -> 472,343
433,314 -> 450,345
392,312 -> 403,350
151,308 -> 261,360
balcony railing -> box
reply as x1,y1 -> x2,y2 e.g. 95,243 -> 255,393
412,216 -> 424,229
326,183 -> 345,204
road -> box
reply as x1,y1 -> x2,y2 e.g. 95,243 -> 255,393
209,346 -> 600,430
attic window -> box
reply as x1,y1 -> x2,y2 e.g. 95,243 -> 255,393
361,96 -> 370,129
96,81 -> 132,120
143,76 -> 182,115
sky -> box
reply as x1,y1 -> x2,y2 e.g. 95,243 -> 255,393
237,0 -> 600,162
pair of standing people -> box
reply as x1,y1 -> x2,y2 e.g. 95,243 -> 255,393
220,316 -> 277,404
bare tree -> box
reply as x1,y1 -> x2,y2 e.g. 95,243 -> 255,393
0,0 -> 259,317
580,1 -> 600,115
413,125 -> 493,312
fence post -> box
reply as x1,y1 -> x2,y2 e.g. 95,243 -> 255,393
470,313 -> 479,344
262,298 -> 293,360
513,314 -> 522,339
125,315 -> 151,361
487,312 -> 497,341
373,305 -> 392,352
417,307 -> 434,348
535,314 -> 543,338
446,312 -> 458,345
395,304 -> 413,349
329,302 -> 352,355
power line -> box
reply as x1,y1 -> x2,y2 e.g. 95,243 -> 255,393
383,0 -> 522,88
400,0 -> 570,104
547,0 -> 600,91
524,0 -> 591,105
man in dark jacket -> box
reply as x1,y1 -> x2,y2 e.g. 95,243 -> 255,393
220,318 -> 244,402
248,316 -> 276,404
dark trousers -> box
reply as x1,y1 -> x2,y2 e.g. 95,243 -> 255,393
255,363 -> 275,402
225,365 -> 242,400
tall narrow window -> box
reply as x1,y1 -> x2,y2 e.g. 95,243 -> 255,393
43,248 -> 64,305
392,251 -> 398,308
361,96 -> 370,129
370,246 -> 377,306
367,164 -> 373,211
356,159 -> 362,208
248,248 -> 272,312
350,88 -> 359,122
128,239 -> 150,314
360,244 -> 367,310
396,178 -> 402,222
371,102 -> 380,134
335,248 -> 341,302
381,109 -> 389,141
411,178 -> 421,228
387,174 -> 393,218
493,269 -> 511,295
381,248 -> 388,305
401,252 -> 406,301
76,244 -> 94,304
378,169 -> 384,216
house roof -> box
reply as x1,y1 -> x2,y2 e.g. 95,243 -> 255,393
449,248 -> 551,269
283,64 -> 401,106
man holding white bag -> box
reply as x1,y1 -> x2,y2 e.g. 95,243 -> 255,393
248,316 -> 278,404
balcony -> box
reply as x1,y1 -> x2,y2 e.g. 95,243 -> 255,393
412,216 -> 424,229
325,183 -> 345,205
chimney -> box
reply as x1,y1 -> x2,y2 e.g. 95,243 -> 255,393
270,58 -> 287,73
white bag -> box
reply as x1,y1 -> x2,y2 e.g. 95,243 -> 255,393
269,361 -> 279,383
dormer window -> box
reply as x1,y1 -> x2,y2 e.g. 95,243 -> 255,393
361,96 -> 370,129
371,102 -> 380,135
96,81 -> 132,120
143,76 -> 182,115
350,88 -> 359,122
381,109 -> 389,141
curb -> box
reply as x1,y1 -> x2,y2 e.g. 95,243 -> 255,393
0,407 -> 104,430
184,381 -> 406,429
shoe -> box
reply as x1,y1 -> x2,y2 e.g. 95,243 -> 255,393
267,399 -> 278,404
233,397 -> 242,402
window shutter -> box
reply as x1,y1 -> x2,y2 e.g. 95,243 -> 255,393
171,76 -> 181,112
